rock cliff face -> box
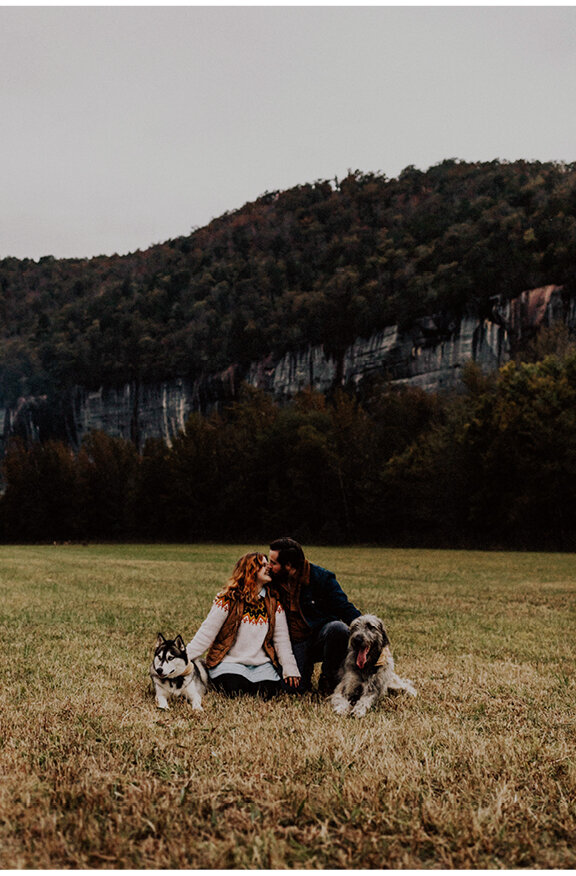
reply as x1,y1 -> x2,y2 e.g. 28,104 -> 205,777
1,284 -> 572,450
246,314 -> 508,399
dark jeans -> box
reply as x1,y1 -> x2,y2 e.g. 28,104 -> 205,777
211,673 -> 280,700
285,620 -> 350,694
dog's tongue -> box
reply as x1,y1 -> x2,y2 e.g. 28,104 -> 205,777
356,646 -> 369,669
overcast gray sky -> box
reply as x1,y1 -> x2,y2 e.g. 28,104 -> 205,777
1,5 -> 576,261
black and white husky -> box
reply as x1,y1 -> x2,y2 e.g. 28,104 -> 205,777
150,633 -> 209,711
331,615 -> 417,717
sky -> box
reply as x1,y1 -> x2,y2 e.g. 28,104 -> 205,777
1,5 -> 576,262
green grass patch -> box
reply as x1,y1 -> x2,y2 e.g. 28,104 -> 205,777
0,544 -> 574,868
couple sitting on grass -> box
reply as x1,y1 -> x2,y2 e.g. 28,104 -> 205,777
186,537 -> 361,699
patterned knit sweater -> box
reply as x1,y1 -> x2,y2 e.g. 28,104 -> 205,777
186,588 -> 300,679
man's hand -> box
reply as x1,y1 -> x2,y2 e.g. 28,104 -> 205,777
284,676 -> 300,688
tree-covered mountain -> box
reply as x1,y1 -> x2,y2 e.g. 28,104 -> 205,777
2,158 -> 576,405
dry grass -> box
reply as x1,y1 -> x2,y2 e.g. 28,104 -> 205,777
0,544 -> 574,868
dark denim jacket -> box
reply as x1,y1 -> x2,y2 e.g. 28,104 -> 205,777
299,563 -> 361,632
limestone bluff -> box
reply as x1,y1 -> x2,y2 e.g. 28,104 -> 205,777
2,284 -> 573,451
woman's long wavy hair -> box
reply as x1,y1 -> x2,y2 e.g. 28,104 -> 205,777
218,552 -> 272,606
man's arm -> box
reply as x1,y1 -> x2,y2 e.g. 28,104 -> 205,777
312,565 -> 362,624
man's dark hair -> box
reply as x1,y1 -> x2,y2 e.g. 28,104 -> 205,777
269,537 -> 305,570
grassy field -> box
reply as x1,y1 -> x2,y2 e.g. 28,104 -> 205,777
0,543 -> 574,869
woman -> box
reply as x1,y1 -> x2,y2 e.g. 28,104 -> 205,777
186,552 -> 300,698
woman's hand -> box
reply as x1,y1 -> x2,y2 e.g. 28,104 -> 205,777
284,676 -> 300,688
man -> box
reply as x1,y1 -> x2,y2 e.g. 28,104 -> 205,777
268,536 -> 361,694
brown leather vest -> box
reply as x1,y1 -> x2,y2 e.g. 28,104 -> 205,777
205,590 -> 280,669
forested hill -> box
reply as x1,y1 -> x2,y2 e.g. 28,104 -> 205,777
2,158 -> 576,405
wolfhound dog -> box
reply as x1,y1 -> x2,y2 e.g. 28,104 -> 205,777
150,633 -> 209,710
331,614 -> 416,717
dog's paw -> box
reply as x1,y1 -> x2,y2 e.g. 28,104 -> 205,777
395,681 -> 417,697
331,696 -> 351,715
156,701 -> 170,710
351,704 -> 368,717
333,703 -> 351,715
386,674 -> 417,698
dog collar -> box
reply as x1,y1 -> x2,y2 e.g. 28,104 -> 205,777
167,664 -> 194,689
160,662 -> 194,685
374,645 -> 392,667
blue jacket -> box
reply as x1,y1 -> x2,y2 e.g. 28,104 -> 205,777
299,563 -> 361,632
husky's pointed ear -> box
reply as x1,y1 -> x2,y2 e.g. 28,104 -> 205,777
156,632 -> 166,647
174,634 -> 185,651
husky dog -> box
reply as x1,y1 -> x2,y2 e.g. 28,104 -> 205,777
150,633 -> 209,711
331,614 -> 416,717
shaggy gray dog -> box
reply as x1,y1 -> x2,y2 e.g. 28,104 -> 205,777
331,614 -> 416,717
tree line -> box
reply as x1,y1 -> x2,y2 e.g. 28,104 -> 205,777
2,159 -> 576,405
2,344 -> 575,550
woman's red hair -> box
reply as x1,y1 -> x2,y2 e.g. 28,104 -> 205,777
218,552 -> 270,606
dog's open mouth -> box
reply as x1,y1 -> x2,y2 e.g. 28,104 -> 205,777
356,645 -> 370,669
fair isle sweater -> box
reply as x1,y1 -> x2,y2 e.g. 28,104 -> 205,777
186,588 -> 300,682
